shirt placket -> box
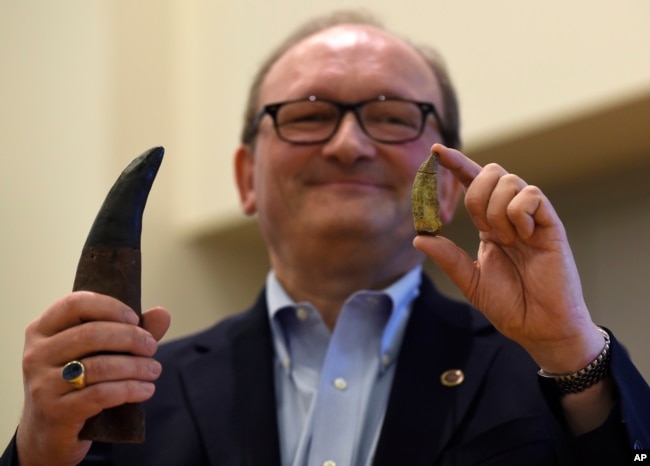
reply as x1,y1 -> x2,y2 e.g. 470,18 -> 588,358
306,294 -> 390,466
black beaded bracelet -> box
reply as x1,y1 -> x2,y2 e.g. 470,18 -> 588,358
537,327 -> 611,394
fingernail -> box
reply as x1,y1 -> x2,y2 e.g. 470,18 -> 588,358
146,335 -> 157,353
124,308 -> 140,325
149,361 -> 162,377
141,382 -> 155,395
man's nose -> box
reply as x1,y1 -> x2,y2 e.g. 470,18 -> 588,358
321,112 -> 377,163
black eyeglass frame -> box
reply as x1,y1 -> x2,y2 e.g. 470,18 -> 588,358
250,95 -> 449,145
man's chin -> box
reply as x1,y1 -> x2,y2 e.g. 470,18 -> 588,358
305,212 -> 400,240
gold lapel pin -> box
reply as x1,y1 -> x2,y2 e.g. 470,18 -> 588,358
441,369 -> 464,387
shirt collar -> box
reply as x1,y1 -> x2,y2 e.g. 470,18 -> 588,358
377,265 -> 422,372
266,265 -> 422,375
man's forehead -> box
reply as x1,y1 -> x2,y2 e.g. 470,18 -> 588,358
260,24 -> 440,102
303,24 -> 388,47
296,24 -> 408,56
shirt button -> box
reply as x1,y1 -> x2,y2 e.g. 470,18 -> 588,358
296,307 -> 309,321
333,377 -> 348,390
323,461 -> 336,466
382,354 -> 391,366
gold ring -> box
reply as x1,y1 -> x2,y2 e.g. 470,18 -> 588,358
62,360 -> 86,389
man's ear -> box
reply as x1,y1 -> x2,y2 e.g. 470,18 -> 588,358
437,164 -> 463,224
234,144 -> 257,215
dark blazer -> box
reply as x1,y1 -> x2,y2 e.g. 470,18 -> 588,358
3,276 -> 649,465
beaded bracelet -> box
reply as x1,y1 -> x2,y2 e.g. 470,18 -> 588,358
537,327 -> 611,394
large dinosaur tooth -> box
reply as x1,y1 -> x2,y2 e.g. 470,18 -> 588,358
411,151 -> 442,236
72,146 -> 164,443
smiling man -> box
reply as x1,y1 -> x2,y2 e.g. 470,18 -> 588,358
3,10 -> 649,466
234,24 -> 461,330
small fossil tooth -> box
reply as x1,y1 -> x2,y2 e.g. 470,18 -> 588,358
411,151 -> 442,236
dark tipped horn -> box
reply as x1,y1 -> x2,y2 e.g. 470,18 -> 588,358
84,146 -> 164,249
72,146 -> 164,443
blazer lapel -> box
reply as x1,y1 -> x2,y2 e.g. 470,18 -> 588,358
179,292 -> 282,466
373,277 -> 500,466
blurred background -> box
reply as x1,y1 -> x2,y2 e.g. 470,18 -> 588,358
1,0 -> 648,442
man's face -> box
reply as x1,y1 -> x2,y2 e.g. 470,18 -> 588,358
236,25 -> 456,262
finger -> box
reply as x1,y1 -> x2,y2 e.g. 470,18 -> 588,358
463,163 -> 507,233
69,380 -> 157,413
142,306 -> 172,342
72,355 -> 161,388
35,291 -> 139,337
507,185 -> 562,240
431,143 -> 482,189
21,377 -> 156,453
48,380 -> 156,424
42,320 -> 158,364
413,235 -> 477,300
45,355 -> 161,399
485,173 -> 528,244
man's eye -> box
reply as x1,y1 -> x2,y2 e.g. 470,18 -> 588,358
368,114 -> 417,128
386,116 -> 414,127
298,113 -> 332,122
282,112 -> 335,125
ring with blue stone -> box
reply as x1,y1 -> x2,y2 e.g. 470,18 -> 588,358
62,360 -> 86,389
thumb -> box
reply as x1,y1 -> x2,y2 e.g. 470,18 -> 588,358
413,235 -> 476,298
141,306 -> 172,342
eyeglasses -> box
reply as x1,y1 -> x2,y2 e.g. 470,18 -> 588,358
251,95 -> 446,145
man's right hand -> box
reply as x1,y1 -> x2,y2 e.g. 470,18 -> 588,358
16,291 -> 171,466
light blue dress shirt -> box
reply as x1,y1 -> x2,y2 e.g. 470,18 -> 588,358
267,266 -> 422,466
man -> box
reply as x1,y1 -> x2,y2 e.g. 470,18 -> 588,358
2,10 -> 649,466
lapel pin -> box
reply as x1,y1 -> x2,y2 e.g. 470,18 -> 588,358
441,369 -> 464,387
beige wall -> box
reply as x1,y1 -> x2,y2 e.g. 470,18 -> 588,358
1,0 -> 649,443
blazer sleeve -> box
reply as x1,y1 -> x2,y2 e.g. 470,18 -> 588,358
539,329 -> 650,465
609,331 -> 650,449
0,434 -> 19,466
